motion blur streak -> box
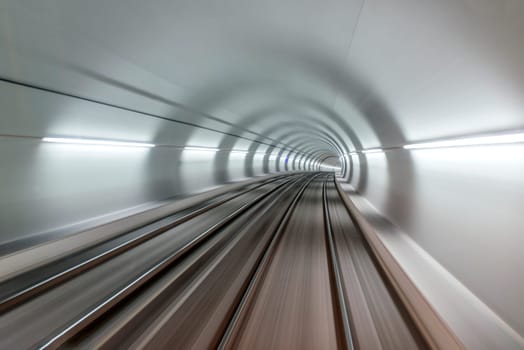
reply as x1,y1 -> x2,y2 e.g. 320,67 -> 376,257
1,1 -> 524,349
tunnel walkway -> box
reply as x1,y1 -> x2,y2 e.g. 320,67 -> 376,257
0,173 -> 427,349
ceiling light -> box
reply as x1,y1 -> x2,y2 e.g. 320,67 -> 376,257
184,146 -> 219,152
42,137 -> 155,148
403,132 -> 524,150
322,165 -> 341,170
362,148 -> 383,154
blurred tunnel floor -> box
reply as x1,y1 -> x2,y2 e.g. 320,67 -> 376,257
339,183 -> 524,349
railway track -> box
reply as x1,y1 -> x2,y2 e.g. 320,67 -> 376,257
0,173 -> 430,349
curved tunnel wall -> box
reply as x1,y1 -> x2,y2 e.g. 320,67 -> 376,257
1,0 -> 524,340
0,79 -> 331,242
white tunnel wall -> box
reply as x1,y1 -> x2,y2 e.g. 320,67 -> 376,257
346,146 -> 524,337
0,80 -> 321,243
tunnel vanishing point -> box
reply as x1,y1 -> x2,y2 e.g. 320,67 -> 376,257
1,1 -> 524,349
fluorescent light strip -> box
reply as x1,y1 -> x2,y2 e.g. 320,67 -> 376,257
345,152 -> 358,156
322,165 -> 341,170
42,137 -> 155,148
184,146 -> 219,152
362,148 -> 383,154
404,132 -> 524,150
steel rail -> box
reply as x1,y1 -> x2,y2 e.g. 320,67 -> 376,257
217,173 -> 321,349
35,174 -> 309,349
65,173 -> 309,348
322,174 -> 355,350
0,174 -> 294,313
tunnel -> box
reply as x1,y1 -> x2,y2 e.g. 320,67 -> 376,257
1,1 -> 524,349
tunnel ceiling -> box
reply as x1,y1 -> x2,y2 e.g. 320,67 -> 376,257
1,0 -> 523,161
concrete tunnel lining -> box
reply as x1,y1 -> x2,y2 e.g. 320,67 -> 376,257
1,0 -> 524,347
